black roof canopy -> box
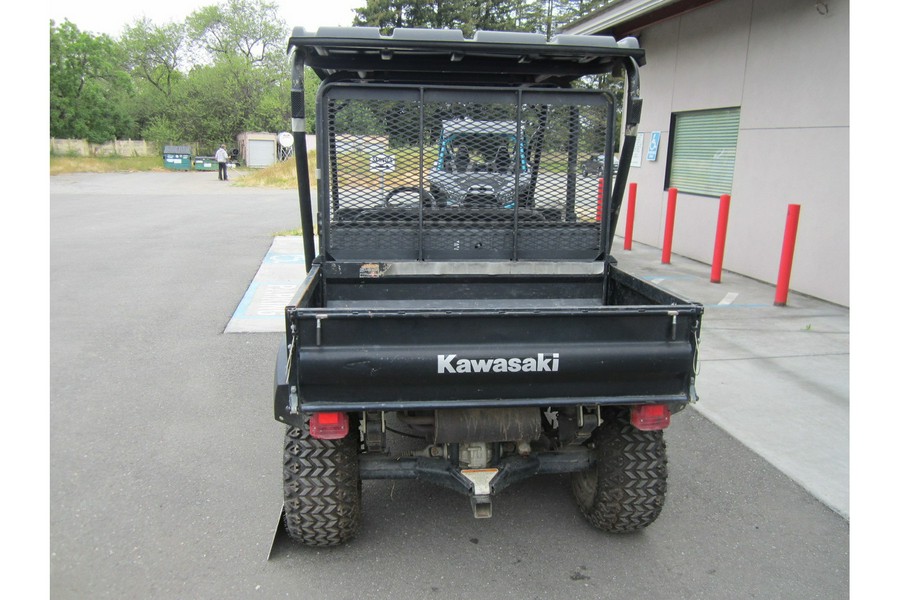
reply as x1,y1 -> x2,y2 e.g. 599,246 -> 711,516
288,27 -> 645,84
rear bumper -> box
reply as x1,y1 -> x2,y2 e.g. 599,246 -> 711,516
359,448 -> 594,496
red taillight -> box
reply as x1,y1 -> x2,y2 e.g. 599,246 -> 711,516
309,412 -> 350,440
630,404 -> 671,431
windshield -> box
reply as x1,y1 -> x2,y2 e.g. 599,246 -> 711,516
438,131 -> 526,174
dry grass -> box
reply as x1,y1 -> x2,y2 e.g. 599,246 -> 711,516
233,152 -> 317,189
235,147 -> 440,190
49,155 -> 166,175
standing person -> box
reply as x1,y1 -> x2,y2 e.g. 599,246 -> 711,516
215,144 -> 229,181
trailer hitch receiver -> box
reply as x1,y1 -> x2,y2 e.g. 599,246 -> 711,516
461,468 -> 499,518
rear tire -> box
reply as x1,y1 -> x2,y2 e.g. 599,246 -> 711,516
282,418 -> 361,546
571,409 -> 668,532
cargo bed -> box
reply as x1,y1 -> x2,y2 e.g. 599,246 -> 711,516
274,263 -> 701,419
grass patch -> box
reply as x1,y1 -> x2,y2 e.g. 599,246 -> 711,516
235,147 -> 440,190
50,154 -> 166,175
330,147 -> 438,189
273,227 -> 303,236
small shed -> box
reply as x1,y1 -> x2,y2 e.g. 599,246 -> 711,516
237,132 -> 278,168
162,145 -> 192,170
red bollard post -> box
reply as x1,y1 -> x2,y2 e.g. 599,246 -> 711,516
661,187 -> 678,264
624,182 -> 637,251
774,204 -> 801,306
595,177 -> 604,221
710,194 -> 732,283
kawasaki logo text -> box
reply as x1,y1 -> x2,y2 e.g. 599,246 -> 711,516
437,353 -> 560,374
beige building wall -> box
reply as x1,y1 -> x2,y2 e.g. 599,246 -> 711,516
50,138 -> 158,157
622,0 -> 848,305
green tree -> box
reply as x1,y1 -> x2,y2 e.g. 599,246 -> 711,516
141,115 -> 186,147
459,1 -> 522,34
252,81 -> 292,133
50,19 -> 135,143
352,1 -> 410,32
351,0 -> 607,36
541,1 -> 614,37
49,1 -> 617,148
172,60 -> 258,149
168,56 -> 292,150
119,19 -> 189,139
120,18 -> 187,98
187,0 -> 287,70
353,1 -> 474,33
177,0 -> 291,148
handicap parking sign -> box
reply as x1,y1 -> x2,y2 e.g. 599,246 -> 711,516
647,131 -> 661,161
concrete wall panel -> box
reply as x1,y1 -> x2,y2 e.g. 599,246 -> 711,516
613,0 -> 848,305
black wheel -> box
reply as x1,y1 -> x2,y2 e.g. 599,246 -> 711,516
282,418 -> 361,546
571,409 -> 668,532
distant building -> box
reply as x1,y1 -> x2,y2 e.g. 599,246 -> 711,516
565,0 -> 848,306
237,132 -> 278,168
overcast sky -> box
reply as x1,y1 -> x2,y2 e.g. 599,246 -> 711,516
48,0 -> 363,37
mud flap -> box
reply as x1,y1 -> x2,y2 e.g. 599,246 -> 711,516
267,504 -> 289,561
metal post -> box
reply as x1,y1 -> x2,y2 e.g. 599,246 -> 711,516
290,50 -> 316,273
774,204 -> 801,306
710,194 -> 731,283
661,187 -> 678,264
624,182 -> 637,250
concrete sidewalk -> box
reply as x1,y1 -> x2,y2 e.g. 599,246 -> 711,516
611,237 -> 849,520
227,233 -> 849,520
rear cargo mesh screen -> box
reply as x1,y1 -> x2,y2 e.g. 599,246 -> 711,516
320,85 -> 615,261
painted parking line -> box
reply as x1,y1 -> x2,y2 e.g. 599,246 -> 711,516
264,253 -> 305,264
225,236 -> 307,333
718,292 -> 739,305
642,274 -> 702,281
231,281 -> 301,319
707,302 -> 769,309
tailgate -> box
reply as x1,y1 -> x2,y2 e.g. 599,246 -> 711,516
285,304 -> 700,413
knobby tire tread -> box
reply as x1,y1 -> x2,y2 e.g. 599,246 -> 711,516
282,422 -> 361,547
572,410 -> 668,533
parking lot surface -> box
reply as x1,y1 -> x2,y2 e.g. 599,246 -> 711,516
50,171 -> 848,599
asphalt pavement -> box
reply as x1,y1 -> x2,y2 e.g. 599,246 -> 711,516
48,170 -> 849,599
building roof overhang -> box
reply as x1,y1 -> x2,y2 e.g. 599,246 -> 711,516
564,0 -> 720,37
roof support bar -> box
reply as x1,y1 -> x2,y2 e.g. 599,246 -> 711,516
290,50 -> 316,273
